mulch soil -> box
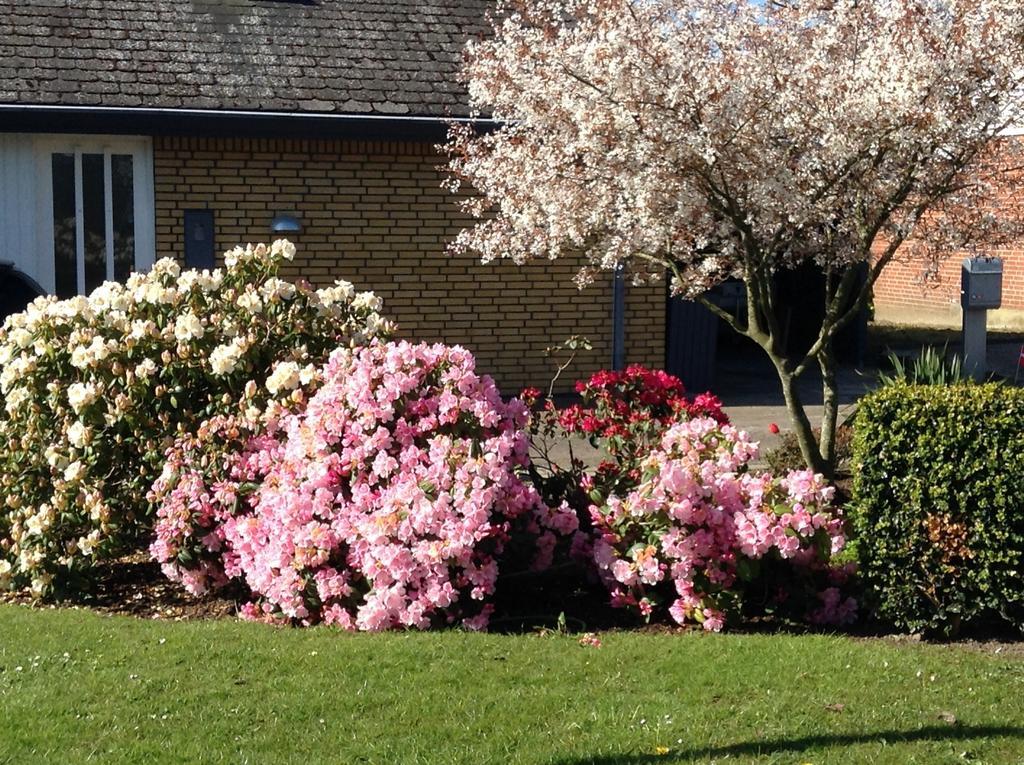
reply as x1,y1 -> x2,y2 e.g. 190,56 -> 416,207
2,554 -> 1022,657
0,552 -> 239,621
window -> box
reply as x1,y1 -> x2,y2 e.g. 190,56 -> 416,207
36,137 -> 154,298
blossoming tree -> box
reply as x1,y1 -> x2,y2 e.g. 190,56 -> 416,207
445,0 -> 1024,473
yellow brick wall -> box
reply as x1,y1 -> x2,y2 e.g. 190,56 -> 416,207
153,136 -> 665,392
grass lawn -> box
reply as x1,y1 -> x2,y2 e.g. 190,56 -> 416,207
1,606 -> 1023,764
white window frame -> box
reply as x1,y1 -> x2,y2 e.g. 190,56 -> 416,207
33,135 -> 155,295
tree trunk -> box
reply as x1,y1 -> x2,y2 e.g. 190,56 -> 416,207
774,361 -> 828,476
818,341 -> 840,473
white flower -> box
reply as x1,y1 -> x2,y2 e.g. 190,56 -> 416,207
67,421 -> 90,449
25,505 -> 53,536
137,283 -> 178,306
351,291 -> 382,311
271,239 -> 296,261
130,319 -> 156,340
29,573 -> 52,598
89,282 -> 130,312
266,361 -> 301,395
152,258 -> 181,279
69,344 -> 90,369
366,313 -> 392,336
44,445 -> 67,470
77,529 -> 102,556
9,328 -> 32,349
67,382 -> 100,413
4,387 -> 28,415
173,312 -> 205,342
197,270 -> 223,292
135,358 -> 157,379
63,461 -> 85,484
316,281 -> 355,306
209,337 -> 249,376
17,548 -> 42,572
259,278 -> 297,302
236,291 -> 263,313
70,337 -> 116,370
83,490 -> 107,522
0,559 -> 12,590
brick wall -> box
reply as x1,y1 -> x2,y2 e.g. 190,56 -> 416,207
874,244 -> 1024,329
153,136 -> 665,391
873,136 -> 1024,329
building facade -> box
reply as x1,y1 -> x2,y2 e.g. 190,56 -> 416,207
0,1 -> 665,391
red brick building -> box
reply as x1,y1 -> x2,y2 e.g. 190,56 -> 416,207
873,133 -> 1024,330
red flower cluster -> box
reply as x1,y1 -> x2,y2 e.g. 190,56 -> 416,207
522,365 -> 733,518
556,365 -> 727,441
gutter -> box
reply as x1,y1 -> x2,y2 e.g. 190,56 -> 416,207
0,104 -> 500,142
611,265 -> 626,370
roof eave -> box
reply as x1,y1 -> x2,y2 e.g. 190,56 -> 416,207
0,104 -> 498,142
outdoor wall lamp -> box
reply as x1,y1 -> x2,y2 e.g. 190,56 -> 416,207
270,213 -> 302,234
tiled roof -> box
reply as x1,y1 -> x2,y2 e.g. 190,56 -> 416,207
0,0 -> 491,117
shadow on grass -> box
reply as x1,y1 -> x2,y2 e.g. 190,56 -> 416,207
550,725 -> 1024,764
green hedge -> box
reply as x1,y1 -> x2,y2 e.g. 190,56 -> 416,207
852,383 -> 1024,635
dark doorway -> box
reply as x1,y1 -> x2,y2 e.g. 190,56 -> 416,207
665,266 -> 868,392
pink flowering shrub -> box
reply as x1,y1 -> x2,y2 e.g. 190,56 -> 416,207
588,418 -> 855,631
525,364 -> 726,513
523,365 -> 855,631
148,411 -> 287,597
151,341 -> 577,630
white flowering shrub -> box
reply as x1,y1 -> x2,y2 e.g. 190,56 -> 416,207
0,240 -> 393,597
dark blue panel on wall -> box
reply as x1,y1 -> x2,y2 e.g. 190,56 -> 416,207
665,296 -> 719,392
183,209 -> 215,270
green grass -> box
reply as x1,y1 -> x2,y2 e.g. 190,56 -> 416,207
2,606 -> 1023,764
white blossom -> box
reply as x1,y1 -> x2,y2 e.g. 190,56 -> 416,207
63,461 -> 86,484
448,0 -> 1024,292
209,337 -> 250,376
173,312 -> 205,342
265,361 -> 302,395
236,291 -> 263,313
67,382 -> 100,413
351,291 -> 381,311
67,421 -> 90,449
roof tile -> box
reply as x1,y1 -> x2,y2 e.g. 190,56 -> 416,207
0,0 -> 491,117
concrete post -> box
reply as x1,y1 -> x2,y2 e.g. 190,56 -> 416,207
962,307 -> 988,381
960,257 -> 1003,382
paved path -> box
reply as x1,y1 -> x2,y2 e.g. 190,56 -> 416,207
714,351 -> 875,447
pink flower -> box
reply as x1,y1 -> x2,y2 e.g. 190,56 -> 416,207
578,633 -> 602,648
701,609 -> 725,632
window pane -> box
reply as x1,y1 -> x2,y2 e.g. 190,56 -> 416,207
51,153 -> 77,299
82,153 -> 106,293
111,155 -> 135,282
